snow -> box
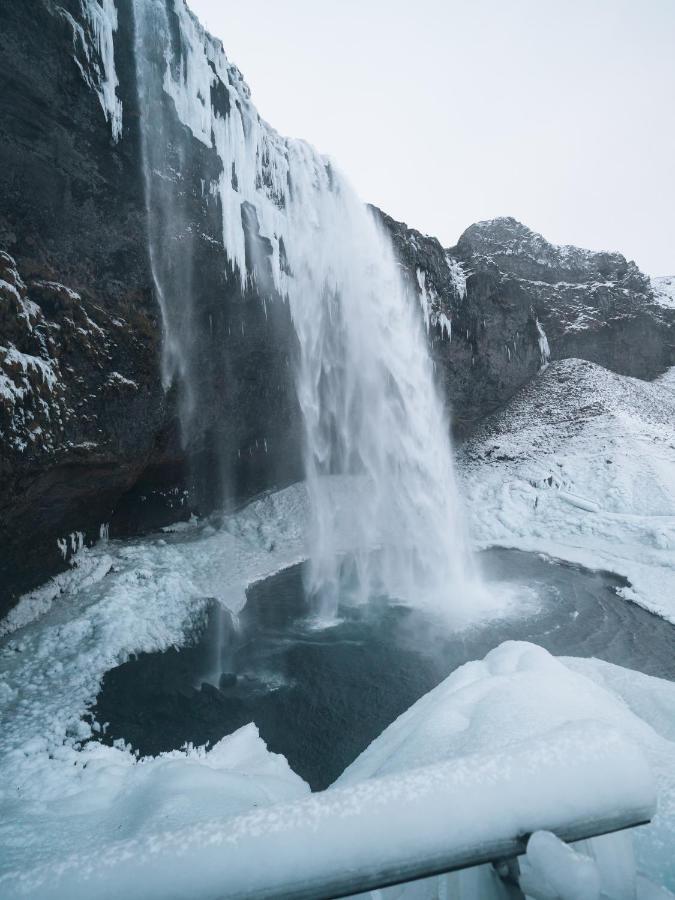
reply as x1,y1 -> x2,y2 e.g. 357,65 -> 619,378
106,371 -> 138,389
0,339 -> 64,452
652,276 -> 675,309
0,346 -> 58,397
0,724 -> 307,899
519,831 -> 602,900
336,641 -> 675,897
1,714 -> 655,899
466,218 -> 632,280
462,359 -> 675,623
445,251 -> 468,300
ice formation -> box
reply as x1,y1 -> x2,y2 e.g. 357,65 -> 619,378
2,625 -> 674,898
132,0 -> 479,618
61,0 -> 123,140
535,317 -> 551,367
445,252 -> 468,300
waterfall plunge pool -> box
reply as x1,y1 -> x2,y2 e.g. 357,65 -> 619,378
89,548 -> 675,790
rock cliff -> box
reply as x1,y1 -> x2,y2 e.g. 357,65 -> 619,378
382,212 -> 673,432
0,0 -> 302,608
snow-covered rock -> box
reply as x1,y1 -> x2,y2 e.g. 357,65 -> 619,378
379,212 -> 673,436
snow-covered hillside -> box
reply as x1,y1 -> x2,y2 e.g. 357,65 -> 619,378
462,358 -> 675,622
652,275 -> 675,310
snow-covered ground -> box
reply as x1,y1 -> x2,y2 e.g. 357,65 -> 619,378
0,487 -> 313,881
4,642 -> 675,898
337,642 -> 675,897
652,276 -> 675,310
1,358 -> 675,896
462,358 -> 675,623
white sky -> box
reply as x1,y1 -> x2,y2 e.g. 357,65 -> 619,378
188,0 -> 675,274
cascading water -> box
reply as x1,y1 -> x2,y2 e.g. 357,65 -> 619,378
285,173 -> 478,618
132,0 -> 199,434
131,0 -> 481,620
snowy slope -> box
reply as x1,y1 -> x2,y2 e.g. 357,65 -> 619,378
461,358 -> 675,622
652,276 -> 675,310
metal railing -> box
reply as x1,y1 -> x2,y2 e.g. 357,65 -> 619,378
9,722 -> 656,900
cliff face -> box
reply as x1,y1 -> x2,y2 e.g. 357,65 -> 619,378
0,0 -> 671,613
0,0 -> 302,609
382,213 -> 673,433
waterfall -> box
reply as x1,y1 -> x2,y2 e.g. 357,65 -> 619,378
131,0 -> 480,619
132,0 -> 199,432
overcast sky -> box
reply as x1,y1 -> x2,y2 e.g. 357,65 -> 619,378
188,0 -> 674,274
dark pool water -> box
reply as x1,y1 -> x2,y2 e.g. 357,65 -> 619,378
90,549 -> 675,790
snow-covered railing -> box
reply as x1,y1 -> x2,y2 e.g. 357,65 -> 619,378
9,723 -> 656,900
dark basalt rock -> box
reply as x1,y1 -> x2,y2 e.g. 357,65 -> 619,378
454,216 -> 673,380
378,211 -> 673,434
0,0 -> 302,614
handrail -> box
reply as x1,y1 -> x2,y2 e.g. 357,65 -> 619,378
6,722 -> 656,900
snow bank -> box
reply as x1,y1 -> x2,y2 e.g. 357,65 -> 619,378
0,724 -> 307,897
1,717 -> 654,900
461,359 -> 675,622
563,657 -> 675,890
336,641 -> 675,896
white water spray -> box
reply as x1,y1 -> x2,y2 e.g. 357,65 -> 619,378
282,162 -> 478,617
132,0 -> 480,619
